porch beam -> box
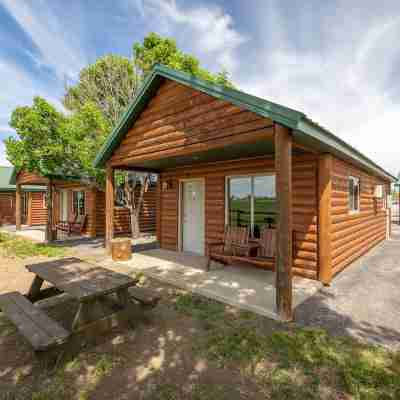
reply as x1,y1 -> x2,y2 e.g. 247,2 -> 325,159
318,154 -> 333,284
275,123 -> 293,321
105,165 -> 115,253
15,183 -> 22,231
109,165 -> 160,173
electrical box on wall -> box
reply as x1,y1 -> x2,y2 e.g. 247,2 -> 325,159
374,185 -> 383,198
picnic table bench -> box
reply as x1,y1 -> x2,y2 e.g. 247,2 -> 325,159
0,257 -> 161,356
0,291 -> 69,351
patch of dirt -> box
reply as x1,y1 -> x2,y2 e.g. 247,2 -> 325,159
0,255 -> 268,399
0,255 -> 49,295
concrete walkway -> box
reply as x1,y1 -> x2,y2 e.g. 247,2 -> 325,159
115,249 -> 321,321
296,225 -> 400,349
1,225 -> 46,242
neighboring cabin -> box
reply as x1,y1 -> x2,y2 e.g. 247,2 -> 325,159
0,166 -> 46,226
10,169 -> 156,238
93,64 -> 394,296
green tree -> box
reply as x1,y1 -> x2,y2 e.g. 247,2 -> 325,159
133,32 -> 233,87
5,97 -> 68,176
63,54 -> 139,126
5,97 -> 108,185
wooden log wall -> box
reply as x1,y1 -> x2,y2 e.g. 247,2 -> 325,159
330,157 -> 388,276
30,192 -> 47,225
94,185 -> 157,237
158,153 -> 318,279
0,193 -> 16,224
109,79 -> 274,167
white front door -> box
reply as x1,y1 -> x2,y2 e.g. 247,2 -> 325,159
60,191 -> 68,221
182,180 -> 205,255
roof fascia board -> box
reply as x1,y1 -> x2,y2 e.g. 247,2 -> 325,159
296,119 -> 396,181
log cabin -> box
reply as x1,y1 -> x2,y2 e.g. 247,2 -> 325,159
9,169 -> 156,238
94,64 -> 396,320
0,166 -> 46,226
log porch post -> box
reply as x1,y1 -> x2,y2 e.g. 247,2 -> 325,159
90,188 -> 97,238
27,192 -> 33,226
15,183 -> 22,231
318,154 -> 333,285
275,123 -> 293,321
45,181 -> 54,242
105,165 -> 115,253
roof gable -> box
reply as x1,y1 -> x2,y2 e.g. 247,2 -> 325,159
94,64 -> 396,181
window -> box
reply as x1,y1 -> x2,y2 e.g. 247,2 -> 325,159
73,191 -> 85,216
227,175 -> 276,238
383,185 -> 387,210
348,176 -> 360,213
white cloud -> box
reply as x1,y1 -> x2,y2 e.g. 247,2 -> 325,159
142,0 -> 246,73
1,0 -> 88,80
0,59 -> 62,122
0,141 -> 11,166
239,1 -> 400,176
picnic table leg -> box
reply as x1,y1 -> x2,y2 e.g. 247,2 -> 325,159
27,276 -> 44,301
72,301 -> 92,331
116,288 -> 140,327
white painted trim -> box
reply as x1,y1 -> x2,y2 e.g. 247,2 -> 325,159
178,178 -> 206,254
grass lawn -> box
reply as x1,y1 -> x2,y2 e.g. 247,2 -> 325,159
0,232 -> 65,259
1,273 -> 399,400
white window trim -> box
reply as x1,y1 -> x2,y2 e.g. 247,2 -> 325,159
348,175 -> 360,214
225,173 -> 276,236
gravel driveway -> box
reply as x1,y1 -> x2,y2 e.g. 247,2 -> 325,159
295,225 -> 400,349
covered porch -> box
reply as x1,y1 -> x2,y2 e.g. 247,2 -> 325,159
104,123 -> 323,321
118,248 -> 322,320
12,170 -> 96,241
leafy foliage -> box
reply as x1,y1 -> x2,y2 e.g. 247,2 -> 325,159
133,32 -> 233,87
5,97 -> 109,186
63,55 -> 138,126
5,97 -> 68,176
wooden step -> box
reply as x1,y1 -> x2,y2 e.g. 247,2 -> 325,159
0,291 -> 70,351
128,287 -> 161,308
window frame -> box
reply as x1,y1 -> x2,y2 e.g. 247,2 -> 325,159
348,175 -> 360,214
72,190 -> 86,216
225,173 -> 276,237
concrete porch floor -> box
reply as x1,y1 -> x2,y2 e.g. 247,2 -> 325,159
116,248 -> 322,320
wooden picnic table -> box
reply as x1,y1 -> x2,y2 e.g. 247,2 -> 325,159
25,257 -> 139,332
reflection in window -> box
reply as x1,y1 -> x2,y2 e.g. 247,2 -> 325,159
227,175 -> 276,237
228,177 -> 251,230
253,176 -> 276,237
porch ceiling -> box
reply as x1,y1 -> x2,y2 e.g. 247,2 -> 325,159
118,138 -> 308,171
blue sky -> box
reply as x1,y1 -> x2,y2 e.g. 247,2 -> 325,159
1,0 -> 400,175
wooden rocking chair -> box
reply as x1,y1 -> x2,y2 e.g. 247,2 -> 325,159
55,214 -> 77,236
228,226 -> 277,270
257,227 -> 276,259
69,214 -> 87,235
207,226 -> 258,271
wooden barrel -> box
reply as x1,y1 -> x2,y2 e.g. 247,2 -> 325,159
111,238 -> 132,261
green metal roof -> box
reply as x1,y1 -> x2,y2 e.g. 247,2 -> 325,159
94,64 -> 396,181
8,167 -> 84,185
0,167 -> 46,192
